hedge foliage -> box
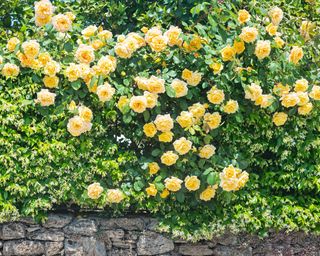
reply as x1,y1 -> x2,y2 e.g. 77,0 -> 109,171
0,0 -> 319,240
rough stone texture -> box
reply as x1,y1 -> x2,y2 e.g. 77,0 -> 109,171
43,213 -> 73,228
179,244 -> 213,255
3,240 -> 44,256
137,231 -> 175,255
63,218 -> 97,236
0,214 -> 318,256
1,223 -> 25,240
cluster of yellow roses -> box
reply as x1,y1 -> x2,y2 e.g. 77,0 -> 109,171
67,105 -> 93,136
146,164 -> 249,201
87,182 -> 124,203
35,0 -> 75,31
245,78 -> 319,126
221,7 -> 303,65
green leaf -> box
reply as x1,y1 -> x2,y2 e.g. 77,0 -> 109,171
71,80 -> 81,90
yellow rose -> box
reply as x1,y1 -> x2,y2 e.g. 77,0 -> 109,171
43,75 -> 59,88
148,162 -> 160,175
7,37 -> 20,52
173,137 -> 192,155
21,40 -> 40,59
161,151 -> 179,166
239,26 -> 258,43
160,189 -> 170,199
114,43 -> 132,59
35,89 -> 56,107
149,35 -> 167,52
164,26 -> 183,46
176,111 -> 194,129
129,95 -> 147,113
289,46 -> 303,65
220,45 -> 235,61
68,100 -> 77,111
255,40 -> 271,60
183,35 -> 202,52
67,115 -> 91,136
255,94 -> 274,108
134,77 -> 148,90
65,12 -> 76,21
1,63 -> 20,77
171,79 -> 188,98
145,26 -> 162,44
65,63 -> 80,82
96,83 -> 115,102
233,40 -> 245,54
223,100 -> 239,114
87,182 -> 103,199
44,60 -> 60,77
35,14 -> 52,27
272,112 -> 288,126
245,83 -> 262,101
184,176 -> 200,191
117,96 -> 130,112
274,36 -> 285,48
98,30 -> 113,41
17,52 -> 33,67
221,165 -> 237,179
300,20 -> 315,41
188,103 -> 206,119
203,112 -> 221,130
146,184 -> 157,196
181,69 -> 201,86
52,14 -> 72,32
158,132 -> 173,143
75,44 -> 95,64
147,75 -> 166,94
81,25 -> 97,38
296,92 -> 309,106
164,176 -> 183,192
181,69 -> 192,80
144,91 -> 158,109
266,23 -> 278,36
209,62 -> 223,75
38,52 -> 51,66
298,103 -> 313,115
273,83 -> 290,96
207,87 -> 225,104
281,92 -> 300,108
236,171 -> 249,190
221,179 -> 240,191
90,39 -> 105,51
78,106 -> 93,122
96,55 -> 117,76
143,122 -> 157,138
294,79 -> 308,92
268,6 -> 283,25
238,9 -> 250,24
198,144 -> 216,159
34,0 -> 54,18
128,32 -> 146,47
309,86 -> 320,100
107,189 -> 124,203
200,185 -> 218,201
154,114 -> 174,132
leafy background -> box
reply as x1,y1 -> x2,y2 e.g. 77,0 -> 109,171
0,0 -> 319,240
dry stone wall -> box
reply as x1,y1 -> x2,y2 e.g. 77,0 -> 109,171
0,214 -> 319,256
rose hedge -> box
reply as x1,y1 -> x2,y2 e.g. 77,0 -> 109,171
0,0 -> 319,240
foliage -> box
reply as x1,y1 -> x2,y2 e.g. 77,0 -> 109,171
0,0 -> 319,239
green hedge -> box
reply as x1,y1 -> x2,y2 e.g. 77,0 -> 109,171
0,0 -> 319,240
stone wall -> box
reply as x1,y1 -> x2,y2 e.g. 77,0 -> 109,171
0,214 -> 319,256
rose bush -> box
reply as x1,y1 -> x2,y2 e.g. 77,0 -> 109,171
0,0 -> 319,239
